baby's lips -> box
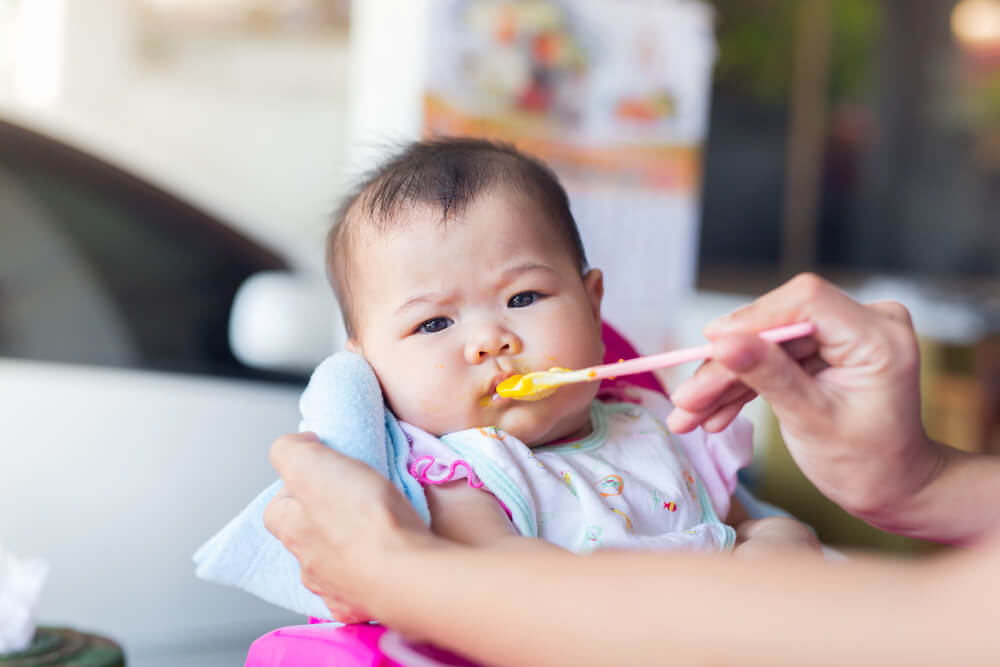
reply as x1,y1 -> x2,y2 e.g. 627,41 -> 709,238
486,370 -> 518,396
494,375 -> 523,395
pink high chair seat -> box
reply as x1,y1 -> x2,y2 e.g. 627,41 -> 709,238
245,321 -> 664,667
597,321 -> 667,397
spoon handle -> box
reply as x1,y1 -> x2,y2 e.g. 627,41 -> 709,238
588,322 -> 816,382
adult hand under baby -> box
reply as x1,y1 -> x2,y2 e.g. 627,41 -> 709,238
732,516 -> 823,559
263,432 -> 436,623
666,273 -> 957,541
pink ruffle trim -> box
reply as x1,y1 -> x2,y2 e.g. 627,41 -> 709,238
409,456 -> 484,489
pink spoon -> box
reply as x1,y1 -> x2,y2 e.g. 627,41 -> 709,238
496,322 -> 816,400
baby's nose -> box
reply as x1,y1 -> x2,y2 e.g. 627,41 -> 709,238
465,327 -> 521,363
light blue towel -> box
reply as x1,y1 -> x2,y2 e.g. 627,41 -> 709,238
192,352 -> 430,619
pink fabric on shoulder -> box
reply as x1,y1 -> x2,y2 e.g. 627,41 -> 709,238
678,416 -> 753,520
403,424 -> 484,489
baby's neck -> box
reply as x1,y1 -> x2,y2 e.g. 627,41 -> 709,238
536,417 -> 594,447
430,414 -> 595,448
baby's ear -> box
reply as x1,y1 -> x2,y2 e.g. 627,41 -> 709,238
583,268 -> 604,321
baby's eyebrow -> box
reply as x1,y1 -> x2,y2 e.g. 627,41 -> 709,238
394,263 -> 555,315
498,262 -> 556,280
395,291 -> 451,315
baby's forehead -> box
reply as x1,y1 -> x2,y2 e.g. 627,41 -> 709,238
351,190 -> 554,251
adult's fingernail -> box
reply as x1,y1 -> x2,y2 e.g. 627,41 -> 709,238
715,341 -> 757,373
671,384 -> 691,406
665,410 -> 694,433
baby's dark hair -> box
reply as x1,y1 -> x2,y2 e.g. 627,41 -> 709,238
328,137 -> 588,337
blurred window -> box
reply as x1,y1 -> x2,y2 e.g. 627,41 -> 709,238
0,1 -> 14,91
699,0 -> 1000,288
0,119 -> 294,381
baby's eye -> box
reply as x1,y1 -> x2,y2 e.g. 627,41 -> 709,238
508,291 -> 540,308
417,317 -> 453,334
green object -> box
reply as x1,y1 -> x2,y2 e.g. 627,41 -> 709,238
0,628 -> 124,667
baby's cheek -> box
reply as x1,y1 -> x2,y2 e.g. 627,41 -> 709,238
560,381 -> 601,411
408,397 -> 473,438
381,386 -> 441,426
416,394 -> 451,416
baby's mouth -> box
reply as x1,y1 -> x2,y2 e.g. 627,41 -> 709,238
486,371 -> 518,397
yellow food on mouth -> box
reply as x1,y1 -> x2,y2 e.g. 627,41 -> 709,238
495,368 -> 571,401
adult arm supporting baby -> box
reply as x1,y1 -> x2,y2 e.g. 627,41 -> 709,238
265,434 -> 1000,667
378,534 -> 998,667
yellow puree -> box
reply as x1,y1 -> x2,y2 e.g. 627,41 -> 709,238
495,367 -> 572,400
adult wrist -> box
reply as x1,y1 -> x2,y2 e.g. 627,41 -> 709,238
364,528 -> 454,626
848,434 -> 949,536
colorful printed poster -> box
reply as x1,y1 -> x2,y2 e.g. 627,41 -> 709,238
425,0 -> 717,353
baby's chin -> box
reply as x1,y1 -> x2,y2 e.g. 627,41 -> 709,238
494,403 -> 592,447
418,411 -> 558,445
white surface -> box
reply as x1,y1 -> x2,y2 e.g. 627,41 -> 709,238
344,0 -> 431,176
574,191 -> 704,357
0,547 -> 48,652
0,359 -> 303,659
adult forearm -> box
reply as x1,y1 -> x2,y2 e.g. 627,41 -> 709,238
370,541 -> 995,667
860,442 -> 1000,544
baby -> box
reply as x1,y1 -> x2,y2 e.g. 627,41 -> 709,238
327,138 -> 819,562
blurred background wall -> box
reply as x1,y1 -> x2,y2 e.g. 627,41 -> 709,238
1,0 -> 353,271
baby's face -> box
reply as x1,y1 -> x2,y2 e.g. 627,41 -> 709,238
347,190 -> 605,446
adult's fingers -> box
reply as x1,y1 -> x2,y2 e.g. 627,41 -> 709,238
672,336 -> 816,413
702,400 -> 746,433
703,274 -> 872,356
269,431 -> 323,482
781,335 -> 819,361
665,406 -> 704,433
262,489 -> 305,547
701,352 -> 833,434
672,378 -> 750,414
667,385 -> 757,433
799,355 -> 830,376
324,599 -> 373,625
269,432 -> 357,510
709,332 -> 830,429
